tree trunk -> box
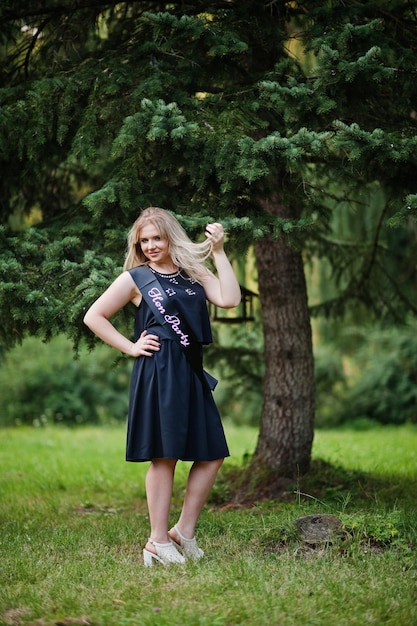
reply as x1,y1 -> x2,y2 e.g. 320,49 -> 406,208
253,198 -> 315,477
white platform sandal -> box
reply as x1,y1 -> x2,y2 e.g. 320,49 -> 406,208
169,525 -> 204,560
143,539 -> 186,567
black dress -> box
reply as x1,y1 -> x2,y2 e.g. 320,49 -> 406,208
125,265 -> 230,462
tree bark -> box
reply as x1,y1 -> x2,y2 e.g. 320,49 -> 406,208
253,197 -> 315,477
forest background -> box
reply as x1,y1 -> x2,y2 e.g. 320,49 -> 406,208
1,3 -> 417,624
1,0 -> 417,478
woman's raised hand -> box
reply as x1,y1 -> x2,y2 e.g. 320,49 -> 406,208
205,223 -> 225,252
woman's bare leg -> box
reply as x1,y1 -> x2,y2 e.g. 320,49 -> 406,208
171,458 -> 224,540
145,458 -> 177,553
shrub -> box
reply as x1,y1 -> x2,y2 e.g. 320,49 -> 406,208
0,336 -> 130,426
314,342 -> 347,428
315,323 -> 417,427
205,322 -> 264,426
208,321 -> 417,428
340,325 -> 417,425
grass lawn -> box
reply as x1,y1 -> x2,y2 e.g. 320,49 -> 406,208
0,423 -> 416,626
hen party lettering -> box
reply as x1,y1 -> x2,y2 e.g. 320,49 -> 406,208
148,287 -> 166,314
164,315 -> 190,346
147,287 -> 190,346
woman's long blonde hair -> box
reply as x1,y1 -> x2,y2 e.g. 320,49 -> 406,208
123,207 -> 212,282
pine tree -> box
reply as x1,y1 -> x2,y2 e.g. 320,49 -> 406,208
1,1 -> 416,483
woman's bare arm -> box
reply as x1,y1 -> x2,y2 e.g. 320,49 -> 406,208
83,271 -> 159,357
201,223 -> 241,308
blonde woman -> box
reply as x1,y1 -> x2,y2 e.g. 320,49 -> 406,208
84,207 -> 241,566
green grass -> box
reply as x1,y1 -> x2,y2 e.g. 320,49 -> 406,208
313,426 -> 417,477
1,424 -> 416,626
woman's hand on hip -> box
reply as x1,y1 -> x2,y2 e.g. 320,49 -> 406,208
132,330 -> 160,357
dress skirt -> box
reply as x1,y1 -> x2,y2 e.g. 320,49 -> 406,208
126,337 -> 230,462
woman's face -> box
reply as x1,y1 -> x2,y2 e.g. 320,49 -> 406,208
138,223 -> 170,265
